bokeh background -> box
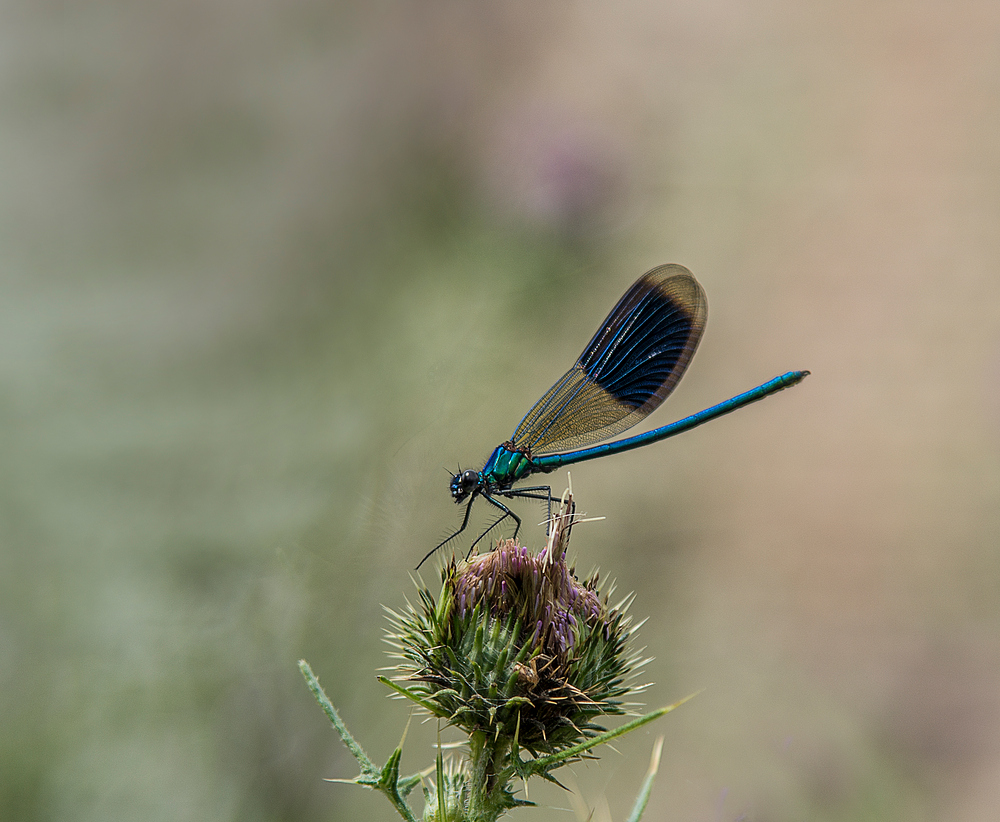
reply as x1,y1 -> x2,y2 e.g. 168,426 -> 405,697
3,2 -> 999,820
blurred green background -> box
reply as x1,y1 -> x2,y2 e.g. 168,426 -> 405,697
3,2 -> 999,820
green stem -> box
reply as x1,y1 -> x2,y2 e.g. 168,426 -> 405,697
625,736 -> 663,822
299,659 -> 377,775
467,732 -> 492,822
466,731 -> 513,822
501,692 -> 699,784
299,660 -> 418,822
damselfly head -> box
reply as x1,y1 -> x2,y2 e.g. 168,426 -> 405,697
450,469 -> 480,503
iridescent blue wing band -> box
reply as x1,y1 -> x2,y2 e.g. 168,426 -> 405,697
510,264 -> 707,454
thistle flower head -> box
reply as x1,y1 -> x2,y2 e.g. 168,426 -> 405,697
387,530 -> 645,761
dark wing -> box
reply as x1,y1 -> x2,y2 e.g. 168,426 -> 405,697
510,264 -> 707,454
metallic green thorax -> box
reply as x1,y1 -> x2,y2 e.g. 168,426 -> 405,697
481,442 -> 545,489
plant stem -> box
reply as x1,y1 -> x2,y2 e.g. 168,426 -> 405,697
466,731 -> 511,822
299,660 -> 377,774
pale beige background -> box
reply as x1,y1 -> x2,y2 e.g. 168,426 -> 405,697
2,2 -> 998,821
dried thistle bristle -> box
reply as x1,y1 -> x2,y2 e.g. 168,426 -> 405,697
386,539 -> 646,759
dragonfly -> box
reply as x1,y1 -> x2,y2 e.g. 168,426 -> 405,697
418,264 -> 808,568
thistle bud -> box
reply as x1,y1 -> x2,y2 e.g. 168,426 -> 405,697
304,492 -> 678,822
386,534 -> 645,763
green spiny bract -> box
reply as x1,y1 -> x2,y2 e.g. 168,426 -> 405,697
421,757 -> 470,822
386,539 -> 646,762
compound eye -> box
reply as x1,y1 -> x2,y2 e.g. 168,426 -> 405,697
450,469 -> 481,502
